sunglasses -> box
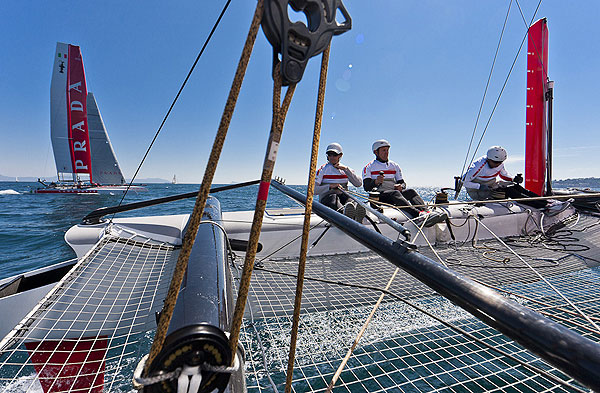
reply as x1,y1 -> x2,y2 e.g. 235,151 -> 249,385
327,151 -> 341,156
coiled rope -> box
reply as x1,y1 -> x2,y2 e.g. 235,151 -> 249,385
143,0 -> 265,376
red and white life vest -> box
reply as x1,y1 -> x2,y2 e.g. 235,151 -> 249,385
463,156 -> 512,190
362,159 -> 403,191
315,162 -> 362,199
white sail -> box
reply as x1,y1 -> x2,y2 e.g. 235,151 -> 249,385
50,42 -> 73,177
87,93 -> 125,185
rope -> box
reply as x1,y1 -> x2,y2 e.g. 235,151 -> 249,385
257,219 -> 327,264
325,268 -> 400,392
255,265 -> 587,393
472,215 -> 600,334
112,0 -> 233,216
466,1 -> 543,169
133,352 -> 240,389
459,0 -> 513,179
514,0 -> 549,82
143,0 -> 264,375
284,45 -> 331,393
326,191 -> 444,391
347,189 -> 600,211
228,63 -> 297,363
471,278 -> 600,335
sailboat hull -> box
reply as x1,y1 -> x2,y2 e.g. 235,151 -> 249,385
33,185 -> 147,194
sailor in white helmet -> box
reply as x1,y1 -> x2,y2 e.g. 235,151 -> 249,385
463,146 -> 516,200
463,146 -> 569,212
363,139 -> 447,226
315,143 -> 366,222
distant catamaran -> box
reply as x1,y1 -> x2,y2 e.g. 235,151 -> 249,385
35,42 -> 146,194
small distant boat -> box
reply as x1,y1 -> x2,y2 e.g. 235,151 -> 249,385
172,174 -> 177,184
34,43 -> 146,195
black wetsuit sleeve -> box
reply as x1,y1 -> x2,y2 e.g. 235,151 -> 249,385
363,178 -> 375,191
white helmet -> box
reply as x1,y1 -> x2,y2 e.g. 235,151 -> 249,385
326,142 -> 343,155
486,146 -> 507,162
372,139 -> 391,152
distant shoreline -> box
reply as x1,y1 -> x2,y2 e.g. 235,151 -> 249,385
2,177 -> 599,189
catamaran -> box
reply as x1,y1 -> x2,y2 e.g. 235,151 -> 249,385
34,42 -> 146,195
1,2 -> 600,393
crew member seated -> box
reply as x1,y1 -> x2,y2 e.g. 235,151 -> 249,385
315,143 -> 366,222
363,139 -> 446,226
463,146 -> 570,214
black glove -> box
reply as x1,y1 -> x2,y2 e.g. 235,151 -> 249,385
479,184 -> 490,192
513,174 -> 523,184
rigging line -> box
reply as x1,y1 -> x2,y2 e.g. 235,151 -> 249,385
515,0 -> 550,82
285,45 -> 330,393
471,278 -> 600,335
228,64 -> 297,367
466,0 -> 543,170
472,215 -> 600,334
325,268 -> 401,393
327,192 -> 444,391
355,191 -> 600,210
254,265 -> 587,393
257,219 -> 327,263
143,0 -> 264,376
229,261 -> 280,393
110,0 -> 233,218
460,0 -> 513,179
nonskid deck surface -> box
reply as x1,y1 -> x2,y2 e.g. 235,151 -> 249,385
237,213 -> 600,392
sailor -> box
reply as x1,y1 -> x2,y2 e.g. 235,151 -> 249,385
315,143 -> 366,221
463,146 -> 516,200
363,139 -> 444,225
463,146 -> 570,212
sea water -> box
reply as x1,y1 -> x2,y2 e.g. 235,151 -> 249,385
0,181 -> 442,280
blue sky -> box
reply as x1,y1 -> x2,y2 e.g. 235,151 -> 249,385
1,1 -> 598,186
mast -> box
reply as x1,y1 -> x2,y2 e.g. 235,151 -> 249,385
545,80 -> 554,195
51,43 -> 94,183
50,43 -> 73,181
66,44 -> 93,183
524,18 -> 549,196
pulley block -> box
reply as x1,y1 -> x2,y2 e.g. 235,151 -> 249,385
262,0 -> 352,85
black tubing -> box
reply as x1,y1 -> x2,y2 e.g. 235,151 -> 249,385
82,180 -> 260,224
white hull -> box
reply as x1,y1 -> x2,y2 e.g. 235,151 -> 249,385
33,184 -> 147,194
64,201 -> 558,259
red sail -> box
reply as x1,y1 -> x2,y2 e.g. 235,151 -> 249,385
67,45 -> 93,181
524,18 -> 548,196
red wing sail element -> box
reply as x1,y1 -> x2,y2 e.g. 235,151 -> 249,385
67,45 -> 93,182
524,18 -> 548,196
